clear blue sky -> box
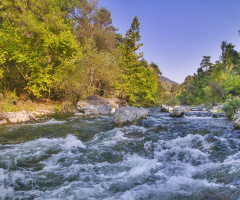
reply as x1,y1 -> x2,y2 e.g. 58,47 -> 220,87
99,0 -> 240,83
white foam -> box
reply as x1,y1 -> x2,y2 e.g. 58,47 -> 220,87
62,135 -> 86,150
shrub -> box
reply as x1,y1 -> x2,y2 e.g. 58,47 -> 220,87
166,98 -> 180,107
222,98 -> 240,119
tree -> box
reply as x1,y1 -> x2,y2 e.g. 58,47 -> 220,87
149,62 -> 162,75
74,0 -> 117,52
0,0 -> 80,99
117,16 -> 158,105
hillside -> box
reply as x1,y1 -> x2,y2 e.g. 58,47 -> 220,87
159,76 -> 179,85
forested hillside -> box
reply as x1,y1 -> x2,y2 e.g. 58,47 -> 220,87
176,41 -> 240,105
0,0 -> 167,107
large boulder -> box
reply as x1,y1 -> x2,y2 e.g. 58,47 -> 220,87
170,107 -> 186,117
76,96 -> 119,117
160,104 -> 173,112
233,109 -> 240,129
114,106 -> 149,126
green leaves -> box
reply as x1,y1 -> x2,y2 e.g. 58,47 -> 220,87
117,17 -> 159,106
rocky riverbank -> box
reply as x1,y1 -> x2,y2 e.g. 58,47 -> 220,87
2,98 -> 239,129
0,109 -> 54,125
233,109 -> 240,129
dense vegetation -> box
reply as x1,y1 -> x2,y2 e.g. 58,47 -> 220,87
174,41 -> 240,106
1,0 -> 239,112
0,0 -> 167,108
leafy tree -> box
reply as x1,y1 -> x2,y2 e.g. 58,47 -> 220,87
74,0 -> 117,52
0,0 -> 80,99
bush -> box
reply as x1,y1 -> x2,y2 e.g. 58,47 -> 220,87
222,98 -> 240,119
166,98 -> 180,107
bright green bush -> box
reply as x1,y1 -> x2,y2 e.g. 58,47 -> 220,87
222,98 -> 240,119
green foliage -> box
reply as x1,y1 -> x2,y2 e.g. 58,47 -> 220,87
222,98 -> 240,119
0,0 -> 79,99
179,41 -> 240,106
53,105 -> 62,113
223,72 -> 240,95
117,17 -> 159,106
166,98 -> 180,107
0,0 -> 164,107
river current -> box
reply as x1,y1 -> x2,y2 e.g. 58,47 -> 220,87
1,107 -> 240,200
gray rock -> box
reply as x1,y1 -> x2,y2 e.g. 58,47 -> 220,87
160,104 -> 173,112
170,107 -> 186,117
114,106 -> 149,126
5,111 -> 33,123
233,109 -> 240,129
76,96 -> 119,117
0,109 -> 54,125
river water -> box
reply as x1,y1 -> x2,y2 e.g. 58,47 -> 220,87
1,107 -> 240,200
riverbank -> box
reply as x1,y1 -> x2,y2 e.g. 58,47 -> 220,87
1,96 -> 240,130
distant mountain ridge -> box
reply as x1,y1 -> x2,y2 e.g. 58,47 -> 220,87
159,75 -> 179,85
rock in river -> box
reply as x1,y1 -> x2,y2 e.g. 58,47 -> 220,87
114,106 -> 149,126
160,104 -> 173,112
233,109 -> 240,129
170,107 -> 186,117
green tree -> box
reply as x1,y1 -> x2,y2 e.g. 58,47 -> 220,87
0,0 -> 80,98
117,16 -> 158,105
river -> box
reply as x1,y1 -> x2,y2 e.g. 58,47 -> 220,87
1,107 -> 240,200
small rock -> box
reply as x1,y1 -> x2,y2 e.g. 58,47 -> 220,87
170,107 -> 186,117
114,106 -> 149,126
74,113 -> 84,116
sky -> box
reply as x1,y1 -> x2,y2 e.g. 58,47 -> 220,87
99,0 -> 240,83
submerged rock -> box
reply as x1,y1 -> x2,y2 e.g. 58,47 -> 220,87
114,106 -> 149,126
170,107 -> 186,117
76,96 -> 119,117
233,109 -> 240,129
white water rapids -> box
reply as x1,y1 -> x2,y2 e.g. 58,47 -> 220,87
0,108 -> 240,199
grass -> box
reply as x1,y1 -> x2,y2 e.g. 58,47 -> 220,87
0,98 -> 54,113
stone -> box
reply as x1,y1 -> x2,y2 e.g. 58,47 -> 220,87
114,106 -> 149,126
0,119 -> 7,125
74,113 -> 84,116
233,109 -> 240,129
6,111 -> 33,123
0,109 -> 54,125
76,96 -> 119,117
170,107 -> 186,117
160,104 -> 173,112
